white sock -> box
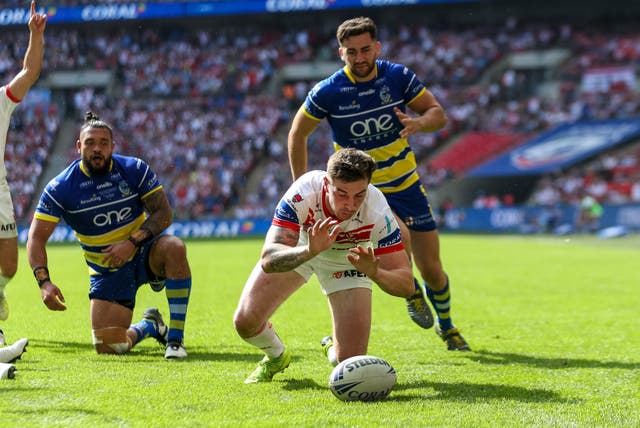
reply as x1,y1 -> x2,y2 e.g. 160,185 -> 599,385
327,345 -> 338,366
243,321 -> 284,358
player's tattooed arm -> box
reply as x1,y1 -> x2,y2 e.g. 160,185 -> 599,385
128,189 -> 172,246
260,225 -> 311,273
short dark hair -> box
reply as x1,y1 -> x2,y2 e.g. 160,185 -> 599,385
327,148 -> 377,183
80,111 -> 113,140
336,16 -> 377,46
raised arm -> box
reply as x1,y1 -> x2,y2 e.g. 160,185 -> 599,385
287,106 -> 321,181
8,1 -> 46,100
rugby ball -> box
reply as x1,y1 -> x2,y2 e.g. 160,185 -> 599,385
328,355 -> 396,402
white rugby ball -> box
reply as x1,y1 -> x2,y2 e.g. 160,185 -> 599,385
328,355 -> 396,402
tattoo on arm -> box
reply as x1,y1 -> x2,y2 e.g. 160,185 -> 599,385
137,190 -> 172,238
261,226 -> 310,273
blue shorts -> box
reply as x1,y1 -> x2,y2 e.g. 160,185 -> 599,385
383,181 -> 437,232
88,240 -> 164,310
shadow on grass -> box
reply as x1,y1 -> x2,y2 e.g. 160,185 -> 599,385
274,378 -> 572,404
281,377 -> 325,391
23,338 -> 289,363
393,380 -> 573,403
3,407 -> 102,417
467,350 -> 640,370
25,338 -> 95,353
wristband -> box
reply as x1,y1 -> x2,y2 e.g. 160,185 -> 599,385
33,265 -> 51,288
129,227 -> 154,247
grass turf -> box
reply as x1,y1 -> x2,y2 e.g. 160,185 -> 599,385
1,234 -> 638,427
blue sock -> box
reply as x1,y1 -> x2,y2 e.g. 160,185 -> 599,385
130,318 -> 158,345
425,277 -> 453,331
165,278 -> 191,343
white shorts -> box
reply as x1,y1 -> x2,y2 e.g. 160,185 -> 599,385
0,180 -> 17,239
295,257 -> 372,296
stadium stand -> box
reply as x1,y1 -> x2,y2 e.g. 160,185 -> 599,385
2,2 -> 639,226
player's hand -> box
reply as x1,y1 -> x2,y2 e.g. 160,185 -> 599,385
40,281 -> 67,311
394,107 -> 421,139
307,218 -> 341,257
346,245 -> 379,278
29,1 -> 47,34
102,241 -> 136,268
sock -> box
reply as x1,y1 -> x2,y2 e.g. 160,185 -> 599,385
0,274 -> 9,295
425,276 -> 453,331
165,278 -> 191,344
130,318 -> 159,345
243,321 -> 284,358
327,345 -> 338,366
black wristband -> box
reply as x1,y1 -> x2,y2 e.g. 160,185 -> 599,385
128,227 -> 154,247
33,265 -> 51,288
137,227 -> 154,246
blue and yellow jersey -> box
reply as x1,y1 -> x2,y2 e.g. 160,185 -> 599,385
303,60 -> 426,193
34,154 -> 162,273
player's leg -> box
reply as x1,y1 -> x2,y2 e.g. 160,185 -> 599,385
90,299 -> 135,354
326,287 -> 372,364
148,235 -> 191,358
0,236 -> 18,321
410,229 -> 470,351
393,216 -> 435,329
234,262 -> 304,383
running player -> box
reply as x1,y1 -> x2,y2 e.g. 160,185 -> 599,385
288,16 -> 469,350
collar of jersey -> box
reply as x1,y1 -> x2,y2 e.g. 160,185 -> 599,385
79,158 -> 114,177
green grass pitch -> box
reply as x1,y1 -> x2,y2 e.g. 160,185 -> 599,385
1,234 -> 638,427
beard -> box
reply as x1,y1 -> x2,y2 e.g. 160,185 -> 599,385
82,154 -> 111,176
349,59 -> 376,80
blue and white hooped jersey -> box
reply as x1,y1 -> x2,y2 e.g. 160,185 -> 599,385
303,60 -> 427,193
34,154 -> 163,273
272,170 -> 404,267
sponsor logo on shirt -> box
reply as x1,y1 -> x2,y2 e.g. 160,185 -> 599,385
333,269 -> 367,279
338,102 -> 360,111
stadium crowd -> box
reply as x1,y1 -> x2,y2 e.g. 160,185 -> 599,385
3,15 -> 640,223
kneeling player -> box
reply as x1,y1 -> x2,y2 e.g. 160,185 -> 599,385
27,112 -> 192,359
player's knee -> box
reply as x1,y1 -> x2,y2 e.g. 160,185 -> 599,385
153,236 -> 190,277
233,308 -> 261,338
160,235 -> 187,258
232,309 -> 250,337
92,327 -> 131,355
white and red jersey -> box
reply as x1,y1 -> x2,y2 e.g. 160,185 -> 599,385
272,170 -> 404,267
0,85 -> 20,181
